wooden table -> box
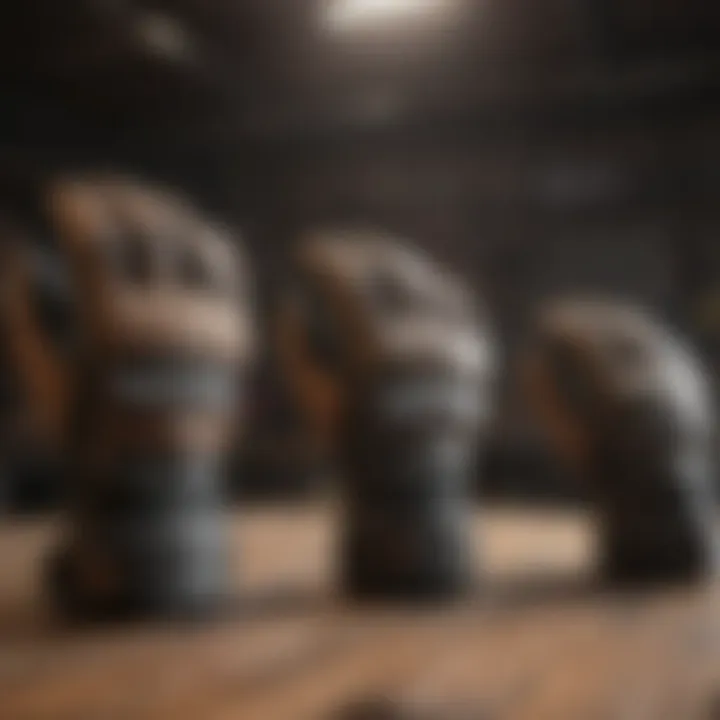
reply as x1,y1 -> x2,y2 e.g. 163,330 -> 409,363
0,506 -> 718,719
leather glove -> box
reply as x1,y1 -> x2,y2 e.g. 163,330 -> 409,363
2,174 -> 254,618
523,297 -> 719,585
278,228 -> 496,599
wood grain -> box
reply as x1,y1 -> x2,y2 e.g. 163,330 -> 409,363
0,507 -> 718,720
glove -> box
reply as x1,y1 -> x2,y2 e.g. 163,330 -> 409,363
523,297 -> 719,584
278,228 -> 496,599
2,174 -> 254,618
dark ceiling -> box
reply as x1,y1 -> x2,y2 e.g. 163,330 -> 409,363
0,0 -> 717,229
1,0 -> 719,152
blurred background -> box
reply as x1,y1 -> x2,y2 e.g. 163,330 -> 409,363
1,0 -> 719,511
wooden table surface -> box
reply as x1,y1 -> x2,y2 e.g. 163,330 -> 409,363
0,506 -> 718,720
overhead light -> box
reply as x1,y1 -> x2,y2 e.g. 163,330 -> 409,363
135,12 -> 194,62
323,0 -> 452,32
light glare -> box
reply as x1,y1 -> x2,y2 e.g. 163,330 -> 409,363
135,12 -> 194,61
325,0 -> 450,31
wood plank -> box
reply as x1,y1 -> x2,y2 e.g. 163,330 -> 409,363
0,507 -> 717,720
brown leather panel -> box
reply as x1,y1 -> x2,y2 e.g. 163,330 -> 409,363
522,345 -> 592,475
0,243 -> 70,448
94,290 -> 250,361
